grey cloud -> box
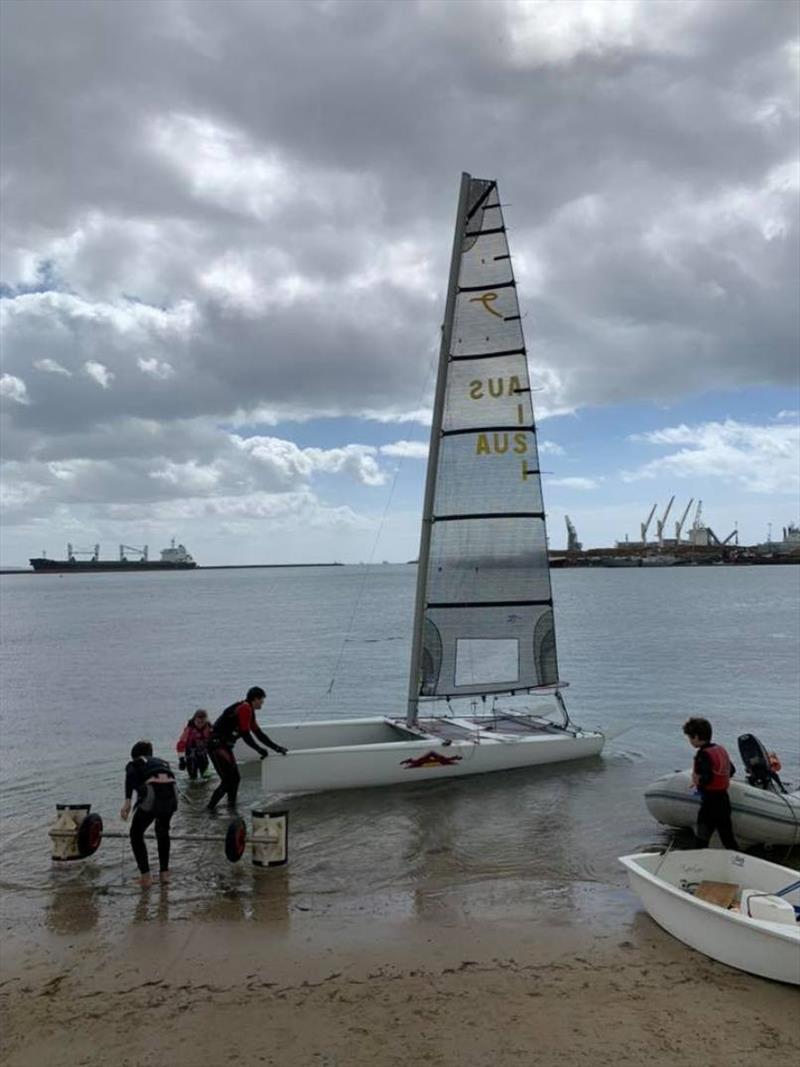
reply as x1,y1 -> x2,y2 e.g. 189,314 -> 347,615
1,0 -> 798,545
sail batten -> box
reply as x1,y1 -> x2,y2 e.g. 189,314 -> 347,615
458,280 -> 517,293
427,600 -> 553,609
408,174 -> 560,717
433,513 -> 545,521
442,426 -> 535,437
466,182 -> 497,219
450,348 -> 527,361
464,227 -> 506,238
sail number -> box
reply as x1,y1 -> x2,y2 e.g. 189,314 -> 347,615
469,376 -> 534,480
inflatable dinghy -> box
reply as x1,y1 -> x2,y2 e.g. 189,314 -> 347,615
645,734 -> 800,849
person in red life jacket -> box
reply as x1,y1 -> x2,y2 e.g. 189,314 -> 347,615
682,716 -> 739,850
176,709 -> 212,780
120,740 -> 179,889
206,686 -> 288,812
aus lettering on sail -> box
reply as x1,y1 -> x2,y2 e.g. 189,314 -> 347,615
468,371 -> 536,481
464,285 -> 537,482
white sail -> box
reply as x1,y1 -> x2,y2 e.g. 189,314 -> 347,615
408,176 -> 556,723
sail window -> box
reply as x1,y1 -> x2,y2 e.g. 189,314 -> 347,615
455,638 -> 519,687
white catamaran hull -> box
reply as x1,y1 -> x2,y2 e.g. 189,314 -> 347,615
258,717 -> 604,795
644,770 -> 800,848
619,850 -> 800,985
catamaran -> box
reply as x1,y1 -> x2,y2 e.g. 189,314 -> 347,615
260,173 -> 605,795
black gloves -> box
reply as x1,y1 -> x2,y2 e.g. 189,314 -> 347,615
178,757 -> 186,771
275,745 -> 288,755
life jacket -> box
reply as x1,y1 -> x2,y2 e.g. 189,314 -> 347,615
211,701 -> 250,747
177,721 -> 211,754
136,756 -> 178,815
702,743 -> 732,792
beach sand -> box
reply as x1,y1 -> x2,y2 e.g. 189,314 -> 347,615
2,880 -> 798,1067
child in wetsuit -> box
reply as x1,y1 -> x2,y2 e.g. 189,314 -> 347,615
121,740 -> 178,888
176,709 -> 212,780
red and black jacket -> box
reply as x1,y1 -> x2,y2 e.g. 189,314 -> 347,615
694,743 -> 735,792
210,701 -> 284,756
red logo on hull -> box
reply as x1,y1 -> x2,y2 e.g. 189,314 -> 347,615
400,750 -> 463,769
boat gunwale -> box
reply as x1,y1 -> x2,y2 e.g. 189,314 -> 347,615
619,851 -> 800,945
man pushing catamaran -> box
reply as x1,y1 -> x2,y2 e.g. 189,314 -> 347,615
253,173 -> 605,796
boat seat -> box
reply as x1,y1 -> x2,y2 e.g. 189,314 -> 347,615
693,881 -> 739,909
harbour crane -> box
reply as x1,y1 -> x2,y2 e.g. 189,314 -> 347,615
655,495 -> 675,546
119,544 -> 149,562
565,515 -> 582,552
674,498 -> 694,544
640,503 -> 658,545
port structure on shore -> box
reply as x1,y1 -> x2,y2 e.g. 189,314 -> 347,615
550,504 -> 800,568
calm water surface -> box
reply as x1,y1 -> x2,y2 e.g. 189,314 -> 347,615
1,565 -> 798,933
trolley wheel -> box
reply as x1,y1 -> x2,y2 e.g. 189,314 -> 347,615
224,816 -> 247,863
77,813 -> 104,858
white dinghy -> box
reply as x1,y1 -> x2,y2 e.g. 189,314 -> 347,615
619,849 -> 800,985
645,734 -> 800,849
261,174 -> 604,796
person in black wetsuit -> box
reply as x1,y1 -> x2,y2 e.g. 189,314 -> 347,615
206,686 -> 288,812
683,717 -> 739,850
121,740 -> 178,888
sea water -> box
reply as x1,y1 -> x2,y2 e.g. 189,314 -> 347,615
1,564 -> 798,932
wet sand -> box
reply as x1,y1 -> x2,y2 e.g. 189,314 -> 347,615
2,883 -> 798,1067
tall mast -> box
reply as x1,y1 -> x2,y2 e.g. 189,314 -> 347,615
406,172 -> 472,726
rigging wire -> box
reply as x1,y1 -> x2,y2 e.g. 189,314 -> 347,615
321,471 -> 403,700
301,331 -> 442,719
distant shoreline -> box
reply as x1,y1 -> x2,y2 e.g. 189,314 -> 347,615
199,562 -> 345,570
3,556 -> 799,576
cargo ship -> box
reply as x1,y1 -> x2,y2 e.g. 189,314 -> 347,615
30,539 -> 197,573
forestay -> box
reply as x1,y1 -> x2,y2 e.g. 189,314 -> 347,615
410,176 -> 557,720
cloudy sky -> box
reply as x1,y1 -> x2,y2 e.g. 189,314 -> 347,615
1,0 -> 798,566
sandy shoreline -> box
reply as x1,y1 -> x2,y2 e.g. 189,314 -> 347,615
2,887 -> 798,1067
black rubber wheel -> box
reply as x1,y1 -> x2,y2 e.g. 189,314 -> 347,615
77,813 -> 104,858
224,816 -> 247,863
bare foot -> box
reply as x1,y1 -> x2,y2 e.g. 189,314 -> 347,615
138,873 -> 152,889
159,870 -> 171,884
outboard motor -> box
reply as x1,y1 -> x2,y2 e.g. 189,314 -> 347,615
738,733 -> 787,793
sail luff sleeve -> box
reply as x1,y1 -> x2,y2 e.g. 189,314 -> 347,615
419,178 -> 561,700
406,172 -> 474,726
